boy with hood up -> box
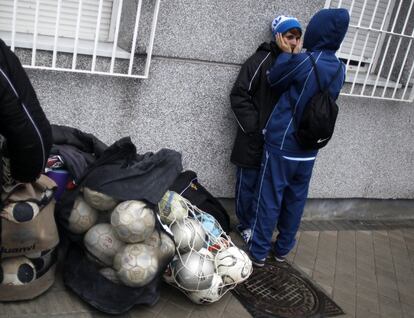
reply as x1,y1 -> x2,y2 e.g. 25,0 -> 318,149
230,16 -> 302,244
248,8 -> 350,267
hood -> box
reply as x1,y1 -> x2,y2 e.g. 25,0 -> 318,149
303,8 -> 350,51
257,41 -> 281,56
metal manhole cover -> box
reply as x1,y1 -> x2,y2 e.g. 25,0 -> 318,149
232,259 -> 343,318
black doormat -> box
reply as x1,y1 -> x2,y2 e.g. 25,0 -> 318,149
232,258 -> 344,318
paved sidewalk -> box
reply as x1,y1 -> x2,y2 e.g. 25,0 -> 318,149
1,225 -> 414,318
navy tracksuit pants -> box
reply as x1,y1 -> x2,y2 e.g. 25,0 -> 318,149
235,167 -> 260,230
249,148 -> 315,260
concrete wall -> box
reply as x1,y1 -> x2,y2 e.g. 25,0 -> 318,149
25,0 -> 414,199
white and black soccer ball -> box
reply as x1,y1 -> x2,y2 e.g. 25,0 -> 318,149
0,257 -> 36,285
2,202 -> 39,223
215,246 -> 252,284
25,248 -> 56,274
99,267 -> 122,285
84,223 -> 125,266
186,273 -> 224,304
83,187 -> 118,211
144,230 -> 161,249
158,191 -> 188,224
68,195 -> 99,234
158,232 -> 176,265
111,200 -> 156,243
170,218 -> 206,253
113,244 -> 159,287
172,251 -> 215,291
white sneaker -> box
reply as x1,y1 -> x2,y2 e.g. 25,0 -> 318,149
241,229 -> 252,244
235,224 -> 251,244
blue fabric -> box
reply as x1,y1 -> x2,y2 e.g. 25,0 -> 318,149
265,8 -> 349,156
235,167 -> 260,230
249,148 -> 315,260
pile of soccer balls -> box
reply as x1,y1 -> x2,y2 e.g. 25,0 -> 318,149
67,187 -> 176,287
158,191 -> 253,304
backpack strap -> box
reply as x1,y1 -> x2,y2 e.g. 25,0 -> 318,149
308,52 -> 342,92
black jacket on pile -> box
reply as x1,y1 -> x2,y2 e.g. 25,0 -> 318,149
0,39 -> 52,182
230,42 -> 282,168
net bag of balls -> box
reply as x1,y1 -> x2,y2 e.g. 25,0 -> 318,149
158,191 -> 253,304
54,138 -> 181,314
57,187 -> 177,314
0,174 -> 59,301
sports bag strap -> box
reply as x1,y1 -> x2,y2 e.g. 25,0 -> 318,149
307,53 -> 322,91
307,52 -> 343,92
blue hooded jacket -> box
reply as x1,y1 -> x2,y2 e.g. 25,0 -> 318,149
265,8 -> 350,157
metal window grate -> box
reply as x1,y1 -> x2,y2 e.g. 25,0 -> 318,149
326,0 -> 414,102
0,0 -> 161,79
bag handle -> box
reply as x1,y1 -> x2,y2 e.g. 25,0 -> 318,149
307,52 -> 342,92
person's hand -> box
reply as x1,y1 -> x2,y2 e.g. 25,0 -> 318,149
275,33 -> 292,53
292,37 -> 302,54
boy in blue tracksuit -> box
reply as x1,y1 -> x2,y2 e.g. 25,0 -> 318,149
248,8 -> 350,266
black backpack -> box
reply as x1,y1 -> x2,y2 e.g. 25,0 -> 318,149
291,53 -> 343,150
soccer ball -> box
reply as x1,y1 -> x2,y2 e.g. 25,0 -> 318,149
158,191 -> 188,224
84,223 -> 125,266
215,246 -> 253,284
111,201 -> 155,243
83,187 -> 118,211
158,232 -> 176,265
0,257 -> 36,285
172,251 -> 215,291
186,273 -> 224,304
170,218 -> 206,253
2,202 -> 39,223
99,267 -> 122,285
144,230 -> 161,248
26,248 -> 56,274
113,244 -> 159,287
68,195 -> 98,234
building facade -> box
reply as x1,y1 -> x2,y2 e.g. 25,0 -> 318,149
1,0 -> 413,204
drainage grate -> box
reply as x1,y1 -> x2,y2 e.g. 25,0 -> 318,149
232,258 -> 343,318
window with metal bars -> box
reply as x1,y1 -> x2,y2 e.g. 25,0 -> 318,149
325,0 -> 414,102
0,0 -> 161,78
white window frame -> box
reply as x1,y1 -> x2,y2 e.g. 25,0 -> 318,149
0,0 -> 161,79
325,0 -> 414,102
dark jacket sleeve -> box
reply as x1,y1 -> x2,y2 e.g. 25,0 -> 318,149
230,51 -> 269,135
0,39 -> 52,182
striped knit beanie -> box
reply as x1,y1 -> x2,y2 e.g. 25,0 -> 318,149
271,15 -> 302,36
